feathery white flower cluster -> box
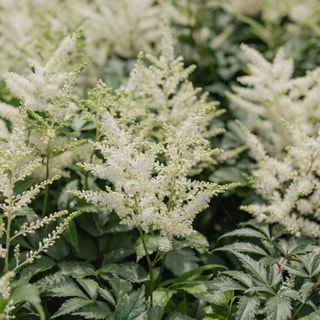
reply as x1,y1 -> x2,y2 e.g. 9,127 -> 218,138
73,107 -> 234,251
71,27 -> 236,251
229,45 -> 320,155
221,0 -> 320,24
120,22 -> 221,142
4,33 -> 78,112
239,121 -> 320,237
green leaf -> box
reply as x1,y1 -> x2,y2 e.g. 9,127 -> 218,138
265,296 -> 292,320
114,287 -> 147,320
298,252 -> 320,276
282,264 -> 309,278
51,297 -> 91,318
98,262 -> 148,283
223,271 -> 253,288
165,250 -> 200,276
148,306 -> 164,320
174,282 -> 216,303
279,289 -> 301,301
233,252 -> 269,285
218,228 -> 266,240
159,264 -> 226,287
11,284 -> 45,320
299,281 -> 315,303
135,234 -> 160,262
20,255 -> 55,277
236,296 -> 260,320
108,277 -> 132,303
72,301 -> 112,319
153,288 -> 177,308
215,242 -> 268,256
299,309 -> 320,320
63,219 -> 79,252
48,276 -> 87,298
98,287 -> 116,306
77,278 -> 99,300
208,277 -> 246,293
179,231 -> 209,253
59,261 -> 96,278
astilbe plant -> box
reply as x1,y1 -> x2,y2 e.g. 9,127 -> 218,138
70,24 -> 238,310
2,31 -> 89,217
0,114 -> 81,319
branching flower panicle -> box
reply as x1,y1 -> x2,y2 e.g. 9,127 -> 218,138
238,120 -> 320,237
229,45 -> 320,155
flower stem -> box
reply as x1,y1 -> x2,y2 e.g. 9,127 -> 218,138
138,227 -> 154,307
42,141 -> 51,218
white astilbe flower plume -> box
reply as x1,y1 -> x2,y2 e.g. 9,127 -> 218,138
228,45 -> 320,156
238,120 -> 320,237
3,32 -> 78,111
121,21 -> 219,138
72,107 -> 236,251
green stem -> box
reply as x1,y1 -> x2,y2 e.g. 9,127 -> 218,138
5,169 -> 16,273
138,227 -> 153,307
293,282 -> 320,318
42,141 -> 51,218
4,210 -> 12,273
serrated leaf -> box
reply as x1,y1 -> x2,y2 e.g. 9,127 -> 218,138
174,282 -> 215,303
299,309 -> 320,319
233,252 -> 269,285
135,235 -> 160,262
11,284 -> 45,320
98,287 -> 116,306
208,277 -> 246,293
48,277 -> 87,298
279,289 -> 301,301
299,281 -> 315,303
265,296 -> 292,320
236,295 -> 260,320
51,297 -> 91,318
282,264 -> 309,278
77,278 -> 99,300
59,261 -> 96,278
72,301 -> 112,319
63,219 -> 79,252
165,250 -> 200,276
99,262 -> 148,283
298,252 -> 320,276
244,286 -> 275,295
159,264 -> 226,287
218,228 -> 265,240
242,220 -> 271,239
20,255 -> 55,277
215,242 -> 268,256
148,306 -> 164,320
268,264 -> 281,287
153,288 -> 177,308
183,231 -> 209,252
114,287 -> 147,320
108,277 -> 132,303
223,271 -> 254,288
